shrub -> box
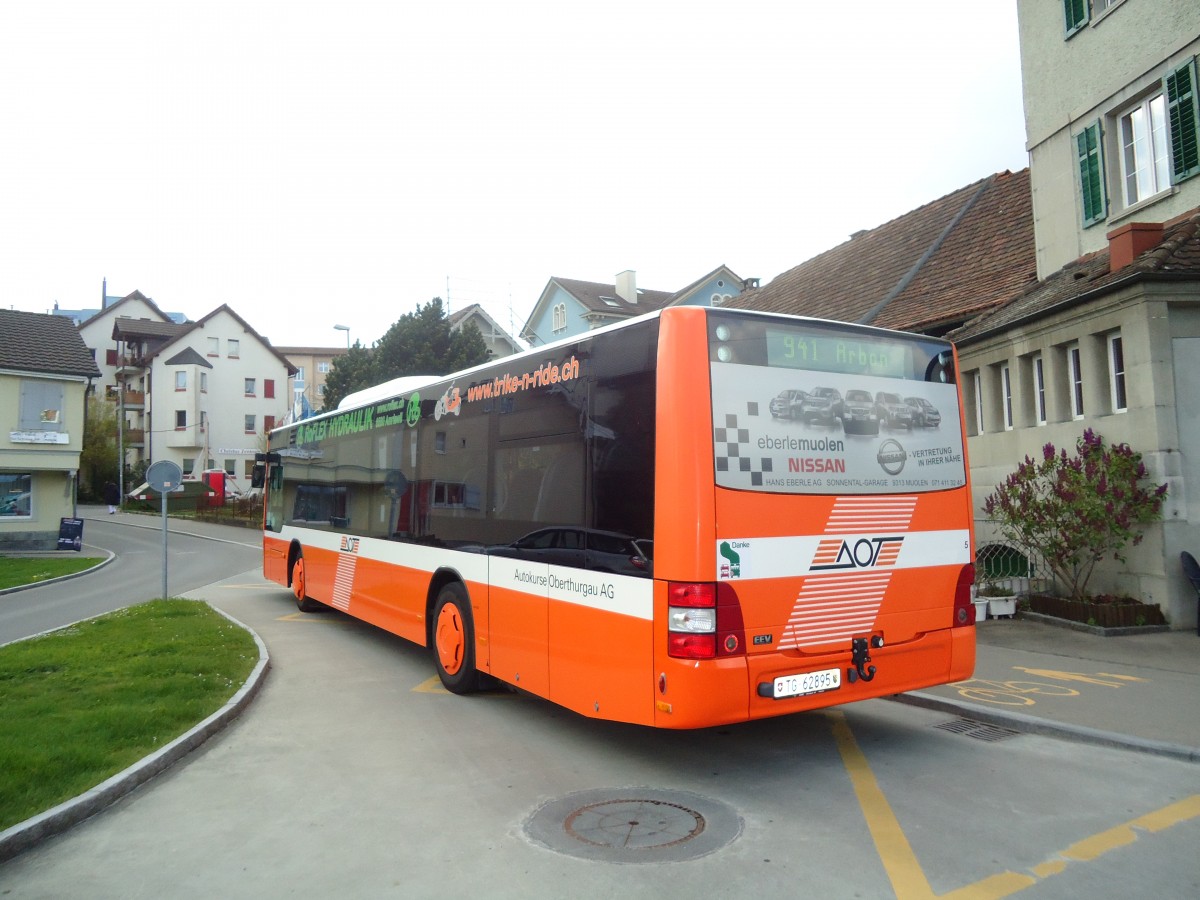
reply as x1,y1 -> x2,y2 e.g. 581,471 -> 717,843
983,430 -> 1167,602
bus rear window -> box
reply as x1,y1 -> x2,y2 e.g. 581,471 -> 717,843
708,312 -> 965,495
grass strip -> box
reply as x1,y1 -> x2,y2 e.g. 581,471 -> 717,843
0,558 -> 104,591
0,599 -> 258,830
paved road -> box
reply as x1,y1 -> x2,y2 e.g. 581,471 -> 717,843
2,564 -> 1198,897
0,511 -> 261,645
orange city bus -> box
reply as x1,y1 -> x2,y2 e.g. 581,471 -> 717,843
259,306 -> 975,728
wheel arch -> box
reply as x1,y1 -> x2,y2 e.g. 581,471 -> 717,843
286,540 -> 304,587
425,567 -> 468,648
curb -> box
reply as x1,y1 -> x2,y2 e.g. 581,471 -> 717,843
891,690 -> 1200,764
0,606 -> 270,864
1016,609 -> 1172,637
0,549 -> 116,597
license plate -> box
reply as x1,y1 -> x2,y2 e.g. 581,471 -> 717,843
773,668 -> 841,699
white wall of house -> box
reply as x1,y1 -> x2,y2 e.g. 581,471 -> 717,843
147,310 -> 293,486
78,296 -> 170,396
960,280 -> 1200,626
1019,1 -> 1200,277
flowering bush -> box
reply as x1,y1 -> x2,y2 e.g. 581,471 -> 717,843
982,430 -> 1167,602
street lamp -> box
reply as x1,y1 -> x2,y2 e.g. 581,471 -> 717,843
333,324 -> 350,349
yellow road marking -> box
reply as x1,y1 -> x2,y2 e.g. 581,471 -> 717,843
413,676 -> 448,694
827,711 -> 938,900
1011,667 -> 1147,687
276,612 -> 347,623
829,710 -> 1200,898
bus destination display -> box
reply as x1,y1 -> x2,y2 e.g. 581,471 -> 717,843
765,328 -> 912,379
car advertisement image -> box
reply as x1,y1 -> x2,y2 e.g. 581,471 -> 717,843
711,363 -> 965,495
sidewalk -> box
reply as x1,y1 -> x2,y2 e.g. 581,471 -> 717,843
896,616 -> 1200,762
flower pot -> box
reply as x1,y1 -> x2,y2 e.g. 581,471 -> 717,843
988,597 -> 1017,619
972,599 -> 988,623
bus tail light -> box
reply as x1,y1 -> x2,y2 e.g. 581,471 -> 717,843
667,582 -> 746,659
952,563 -> 976,628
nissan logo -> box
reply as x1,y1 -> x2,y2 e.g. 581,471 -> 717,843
877,439 -> 907,476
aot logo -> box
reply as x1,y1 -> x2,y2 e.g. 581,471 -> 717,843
810,536 -> 904,572
719,541 -> 743,579
340,536 -> 361,554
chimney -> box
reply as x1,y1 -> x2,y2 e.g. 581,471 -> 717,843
1107,222 -> 1163,273
102,277 -> 107,307
616,270 -> 637,304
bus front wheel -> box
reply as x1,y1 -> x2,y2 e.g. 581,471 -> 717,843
291,552 -> 324,613
432,583 -> 480,694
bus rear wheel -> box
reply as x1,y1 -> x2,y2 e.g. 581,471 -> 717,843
432,583 -> 480,694
290,552 -> 324,613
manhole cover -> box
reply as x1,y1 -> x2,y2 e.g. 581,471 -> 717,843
525,788 -> 742,863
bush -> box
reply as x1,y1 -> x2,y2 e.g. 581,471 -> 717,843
983,430 -> 1167,602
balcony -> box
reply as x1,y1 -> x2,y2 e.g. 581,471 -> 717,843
165,425 -> 203,449
123,428 -> 146,446
107,388 -> 145,408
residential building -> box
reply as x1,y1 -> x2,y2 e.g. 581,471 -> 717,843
0,310 -> 101,550
448,303 -> 523,359
51,278 -> 188,327
111,305 -> 297,489
520,266 -> 750,346
275,346 -> 349,418
73,293 -> 297,492
1020,1 -> 1200,279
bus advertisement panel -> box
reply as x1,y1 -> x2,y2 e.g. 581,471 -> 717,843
261,306 -> 975,729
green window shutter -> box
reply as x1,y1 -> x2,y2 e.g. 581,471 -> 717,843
1166,58 -> 1200,182
1076,121 -> 1107,227
1063,0 -> 1089,36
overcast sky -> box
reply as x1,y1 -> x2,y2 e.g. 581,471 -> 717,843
1,1 -> 1029,349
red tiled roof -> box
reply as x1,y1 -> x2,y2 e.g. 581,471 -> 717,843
726,170 -> 1037,335
951,205 -> 1200,344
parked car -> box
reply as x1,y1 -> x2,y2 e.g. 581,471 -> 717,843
799,386 -> 844,425
769,388 -> 808,419
840,389 -> 880,435
490,527 -> 653,577
904,396 -> 942,428
874,391 -> 914,429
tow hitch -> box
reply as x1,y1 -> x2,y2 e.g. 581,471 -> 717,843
847,635 -> 883,683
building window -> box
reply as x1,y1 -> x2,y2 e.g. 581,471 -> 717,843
175,371 -> 187,391
245,414 -> 256,433
18,380 -> 65,432
552,303 -> 567,332
224,459 -> 236,476
1062,0 -> 1088,37
200,372 -> 207,393
1001,364 -> 1014,430
1108,333 -> 1127,412
106,349 -> 117,366
0,473 -> 32,517
183,458 -> 195,475
228,339 -> 240,358
1119,92 -> 1171,206
1068,343 -> 1085,419
200,411 -> 207,432
295,366 -> 305,382
317,384 -> 326,397
265,379 -> 275,399
1076,121 -> 1107,226
318,362 -> 331,374
264,415 -> 275,432
207,337 -> 219,356
244,378 -> 256,396
1033,354 -> 1047,425
972,371 -> 984,435
175,410 -> 187,429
